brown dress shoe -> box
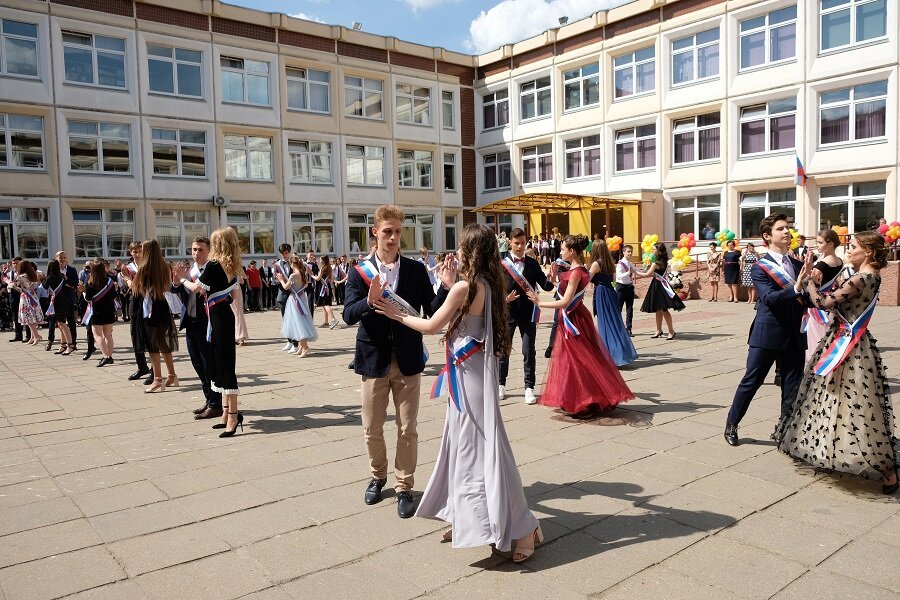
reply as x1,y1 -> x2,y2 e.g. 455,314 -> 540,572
192,404 -> 208,415
194,407 -> 224,420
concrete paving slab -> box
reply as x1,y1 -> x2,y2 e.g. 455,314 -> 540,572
107,522 -> 231,576
0,546 -> 125,600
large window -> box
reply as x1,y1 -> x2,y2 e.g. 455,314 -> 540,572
346,144 -> 384,186
224,135 -> 272,180
401,214 -> 434,252
442,91 -> 454,129
740,98 -> 796,155
739,190 -> 795,238
673,112 -> 720,164
615,124 -> 656,172
68,120 -> 130,173
345,76 -> 383,119
820,0 -> 887,51
674,196 -> 720,239
482,89 -> 509,129
740,6 -> 797,70
819,80 -> 887,145
1,20 -> 38,78
220,57 -> 269,105
443,153 -> 456,191
63,31 -> 126,89
155,210 -> 209,257
291,212 -> 333,254
147,44 -> 201,97
483,151 -> 511,190
521,143 -> 552,184
565,135 -> 601,180
444,214 -> 457,250
672,28 -> 719,86
72,208 -> 133,258
151,128 -> 205,177
563,63 -> 599,111
286,67 -> 329,113
348,213 -> 374,254
0,207 -> 48,260
819,181 -> 885,233
614,47 -> 655,99
520,76 -> 551,120
398,150 -> 432,188
288,140 -> 331,184
228,211 -> 275,255
0,114 -> 43,170
396,84 -> 430,125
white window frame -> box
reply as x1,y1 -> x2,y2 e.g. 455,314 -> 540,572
739,98 -> 797,156
68,120 -> 131,174
396,83 -> 431,126
671,27 -> 720,87
0,19 -> 39,79
739,190 -> 796,238
672,112 -> 721,165
72,208 -> 134,259
288,140 -> 332,184
519,76 -> 551,122
344,76 -> 384,120
442,91 -> 454,129
346,144 -> 385,186
62,30 -> 126,89
818,80 -> 887,147
521,143 -> 553,185
155,209 -> 210,257
285,67 -> 330,114
401,213 -> 435,252
443,153 -> 456,191
615,124 -> 656,173
223,135 -> 272,181
398,150 -> 433,189
739,6 -> 798,71
482,89 -> 509,129
563,62 -> 600,111
820,0 -> 887,53
151,128 -> 206,178
613,46 -> 655,99
0,113 -> 44,171
483,151 -> 511,190
564,134 -> 601,181
227,210 -> 276,256
147,44 -> 202,98
291,211 -> 334,254
673,195 -> 722,239
0,207 -> 49,260
348,212 -> 375,254
220,56 -> 270,106
818,181 -> 886,233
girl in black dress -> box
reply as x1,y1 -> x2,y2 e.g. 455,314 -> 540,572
132,240 -> 178,393
312,255 -> 337,328
81,260 -> 117,367
639,243 -> 685,340
805,229 -> 845,363
44,260 -> 75,355
722,240 -> 741,302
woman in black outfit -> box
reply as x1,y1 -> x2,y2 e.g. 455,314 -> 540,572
44,260 -> 75,354
722,240 -> 742,302
132,239 -> 179,393
120,242 -> 152,384
81,260 -> 117,367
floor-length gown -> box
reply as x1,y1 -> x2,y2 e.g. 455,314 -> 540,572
775,272 -> 898,481
281,277 -> 318,342
199,261 -> 239,396
232,274 -> 249,343
416,285 -> 539,552
591,271 -> 637,367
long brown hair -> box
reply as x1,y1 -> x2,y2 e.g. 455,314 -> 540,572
319,255 -> 332,280
87,259 -> 108,288
17,260 -> 37,282
817,228 -> 841,249
448,224 -> 509,357
855,230 -> 889,269
132,239 -> 170,300
589,239 -> 615,276
289,255 -> 308,286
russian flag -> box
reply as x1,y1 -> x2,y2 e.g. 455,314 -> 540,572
795,154 -> 808,187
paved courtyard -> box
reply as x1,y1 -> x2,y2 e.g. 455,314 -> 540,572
1,298 -> 899,600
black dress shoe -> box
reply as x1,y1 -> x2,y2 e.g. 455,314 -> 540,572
192,403 -> 209,415
128,369 -> 151,381
397,491 -> 416,519
143,374 -> 155,386
97,357 -> 114,367
8,337 -> 21,342
364,478 -> 387,505
82,349 -> 95,361
194,407 -> 224,420
544,346 -> 552,359
774,374 -> 782,387
724,424 -> 739,447
347,361 -> 355,370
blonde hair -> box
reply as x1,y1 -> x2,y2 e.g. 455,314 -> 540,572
374,204 -> 404,224
210,227 -> 242,279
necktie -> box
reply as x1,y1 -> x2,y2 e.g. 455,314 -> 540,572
513,257 -> 524,263
782,255 -> 795,280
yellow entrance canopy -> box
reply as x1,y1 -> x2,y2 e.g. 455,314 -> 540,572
472,193 -> 643,214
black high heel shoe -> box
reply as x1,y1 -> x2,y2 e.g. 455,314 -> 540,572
218,412 -> 243,438
650,331 -> 664,339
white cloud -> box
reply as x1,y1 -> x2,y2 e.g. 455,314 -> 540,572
290,12 -> 326,23
466,0 -> 626,54
405,0 -> 459,10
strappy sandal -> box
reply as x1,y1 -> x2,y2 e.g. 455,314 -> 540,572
512,526 -> 544,563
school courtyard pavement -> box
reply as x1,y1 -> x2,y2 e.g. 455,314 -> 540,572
0,297 -> 899,600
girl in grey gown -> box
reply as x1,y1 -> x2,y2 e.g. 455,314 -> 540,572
374,224 -> 542,562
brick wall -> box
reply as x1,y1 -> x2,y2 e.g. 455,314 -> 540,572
337,41 -> 388,64
390,52 -> 435,72
459,87 -> 475,147
136,3 -> 209,31
438,62 -> 476,86
278,30 -> 336,53
52,0 -> 133,17
461,148 -> 476,209
663,0 -> 726,20
556,29 -> 603,55
212,17 -> 277,43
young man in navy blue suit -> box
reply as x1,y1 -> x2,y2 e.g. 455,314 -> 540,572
724,213 -> 812,446
343,205 -> 456,518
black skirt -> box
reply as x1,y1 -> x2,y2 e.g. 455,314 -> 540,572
640,279 -> 686,313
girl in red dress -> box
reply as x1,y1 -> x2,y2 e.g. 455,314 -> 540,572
527,235 -> 634,419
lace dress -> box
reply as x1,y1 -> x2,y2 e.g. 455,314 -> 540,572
774,272 -> 898,481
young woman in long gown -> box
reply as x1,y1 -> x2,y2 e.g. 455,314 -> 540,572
275,255 -> 317,357
803,229 -> 845,363
132,240 -> 179,392
587,240 -> 637,367
374,224 -> 543,563
775,231 -> 898,494
12,261 -> 43,345
640,243 -> 685,339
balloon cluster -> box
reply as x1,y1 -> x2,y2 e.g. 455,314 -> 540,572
669,247 -> 693,272
790,228 -> 802,250
714,229 -> 736,248
640,234 -> 659,265
606,235 -> 623,252
877,221 -> 900,243
832,225 -> 849,244
677,232 -> 697,250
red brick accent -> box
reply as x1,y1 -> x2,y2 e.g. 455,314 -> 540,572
459,87 -> 475,147
512,45 -> 554,69
390,52 -> 435,72
279,30 -> 335,53
605,9 -> 660,38
212,16 -> 276,43
477,59 -> 511,80
463,210 -> 477,226
437,62 -> 475,86
663,0 -> 726,21
337,41 -> 388,64
461,148 -> 476,209
137,3 -> 208,31
51,0 -> 133,17
555,29 -> 603,55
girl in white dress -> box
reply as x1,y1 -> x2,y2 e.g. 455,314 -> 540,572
276,255 -> 317,357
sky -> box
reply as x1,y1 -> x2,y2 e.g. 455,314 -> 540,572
227,0 -> 629,55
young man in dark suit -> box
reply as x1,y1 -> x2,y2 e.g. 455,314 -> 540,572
343,205 -> 455,518
55,251 -> 80,351
499,228 -> 556,405
274,244 -> 294,352
724,213 -> 812,446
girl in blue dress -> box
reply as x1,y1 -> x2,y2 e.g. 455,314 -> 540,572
276,255 -> 317,357
588,241 -> 638,367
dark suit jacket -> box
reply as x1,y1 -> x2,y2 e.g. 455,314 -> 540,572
502,256 -> 554,323
62,265 -> 78,301
343,255 -> 448,377
274,259 -> 291,303
748,253 -> 809,351
173,263 -> 209,333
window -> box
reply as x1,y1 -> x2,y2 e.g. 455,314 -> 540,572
396,84 -> 430,125
286,67 -> 329,113
401,214 -> 434,252
442,91 -> 454,129
72,208 -> 134,258
740,190 -> 795,238
62,31 -> 126,88
820,0 -> 886,51
673,112 -> 720,164
614,47 -> 655,99
484,213 -> 514,234
345,76 -> 383,119
1,20 -> 38,78
565,135 -> 601,180
521,143 -> 552,184
151,128 -> 205,177
740,98 -> 796,155
819,80 -> 887,145
291,212 -> 333,254
155,210 -> 209,257
482,89 -> 509,129
615,125 -> 656,172
288,140 -> 331,184
740,6 -> 797,70
224,135 -> 272,180
348,213 -> 374,254
346,144 -> 384,186
819,181 -> 885,233
227,211 -> 275,255
220,56 -> 269,105
672,28 -> 719,85
0,114 -> 43,170
147,44 -> 201,97
443,153 -> 456,191
520,76 -> 551,120
483,151 -> 511,190
444,214 -> 457,250
0,207 -> 49,260
564,63 -> 599,110
68,120 -> 130,173
398,150 -> 432,188
674,195 -> 721,239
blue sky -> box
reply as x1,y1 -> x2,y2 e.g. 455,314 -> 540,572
227,0 -> 628,55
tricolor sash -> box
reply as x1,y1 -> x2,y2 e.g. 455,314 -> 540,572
45,280 -> 65,317
557,288 -> 586,338
653,272 -> 676,299
205,281 -> 238,342
430,335 -> 484,412
802,268 -> 844,332
83,278 -> 114,325
180,263 -> 204,320
813,289 -> 879,376
277,260 -> 290,279
501,256 -> 540,323
756,257 -> 796,289
289,283 -> 309,315
354,260 -> 379,286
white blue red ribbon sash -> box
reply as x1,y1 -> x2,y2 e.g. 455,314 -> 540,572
430,335 -> 484,412
802,269 -> 843,332
558,288 -> 586,338
289,283 -> 309,316
45,280 -> 65,317
501,256 -> 540,323
205,281 -> 238,342
813,288 -> 878,376
82,278 -> 114,325
756,257 -> 796,289
354,260 -> 379,286
653,272 -> 676,298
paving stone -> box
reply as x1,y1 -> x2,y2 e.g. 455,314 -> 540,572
0,546 -> 125,600
174,482 -> 275,521
771,568 -> 898,600
108,522 -> 231,576
88,500 -> 197,542
152,465 -> 245,498
0,495 -> 83,537
685,470 -> 795,510
719,512 -> 853,566
0,518 -> 102,568
281,556 -> 425,600
321,504 -> 446,554
425,563 -> 590,600
620,452 -> 718,486
135,550 -> 271,600
243,526 -> 360,583
63,578 -> 153,600
71,479 -> 168,517
204,497 -> 312,547
766,483 -> 898,535
596,565 -> 744,599
818,539 -> 900,592
0,478 -> 63,509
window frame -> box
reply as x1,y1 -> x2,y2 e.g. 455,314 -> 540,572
672,195 -> 722,239
0,19 -> 39,79
0,113 -> 44,171
739,189 -> 796,238
227,210 -> 276,256
563,62 -> 600,112
400,213 -> 435,252
397,149 -> 433,189
72,207 -> 134,259
151,127 -> 206,178
290,211 -> 334,254
671,27 -> 720,87
223,134 -> 273,181
154,209 -> 210,257
818,180 -> 886,233
613,46 -> 656,100
819,0 -> 888,53
444,214 -> 457,250
68,119 -> 131,174
219,56 -> 270,106
0,207 -> 49,260
483,151 -> 511,190
818,79 -> 888,147
345,144 -> 385,187
287,139 -> 332,185
147,44 -> 202,98
443,153 -> 456,191
564,134 -> 602,181
395,83 -> 431,126
739,6 -> 798,71
519,75 -> 552,122
344,76 -> 384,120
62,30 -> 127,90
442,91 -> 454,130
739,98 -> 797,156
672,112 -> 721,165
521,143 -> 553,185
482,89 -> 509,130
614,124 -> 657,173
285,66 -> 330,114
